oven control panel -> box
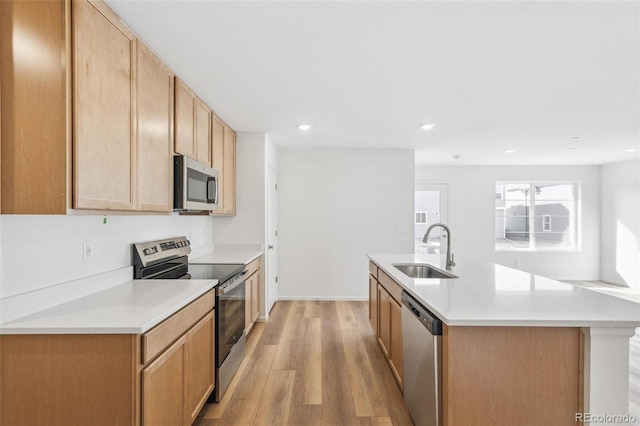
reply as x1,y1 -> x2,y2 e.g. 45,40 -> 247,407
133,236 -> 191,267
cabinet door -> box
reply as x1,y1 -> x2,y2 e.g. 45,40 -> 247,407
369,275 -> 378,334
137,42 -> 174,212
1,0 -> 70,214
245,275 -> 253,332
184,311 -> 215,425
377,284 -> 391,357
222,126 -> 236,214
252,273 -> 260,324
211,115 -> 225,212
174,78 -> 196,158
73,0 -> 136,210
195,99 -> 212,166
390,298 -> 403,389
142,336 -> 186,426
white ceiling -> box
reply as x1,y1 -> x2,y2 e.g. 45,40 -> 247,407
105,0 -> 640,166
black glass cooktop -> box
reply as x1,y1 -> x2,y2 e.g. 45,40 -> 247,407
188,263 -> 244,283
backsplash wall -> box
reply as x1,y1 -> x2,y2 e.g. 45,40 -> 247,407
0,214 -> 213,299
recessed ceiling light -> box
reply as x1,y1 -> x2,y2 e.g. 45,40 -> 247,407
570,136 -> 580,141
504,149 -> 516,154
625,147 -> 638,153
421,123 -> 436,130
298,124 -> 311,131
452,154 -> 460,160
565,147 -> 577,152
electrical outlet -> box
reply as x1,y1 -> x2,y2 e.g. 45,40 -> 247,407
514,259 -> 520,267
83,240 -> 94,262
396,225 -> 408,233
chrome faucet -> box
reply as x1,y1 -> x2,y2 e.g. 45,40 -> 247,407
423,223 -> 455,271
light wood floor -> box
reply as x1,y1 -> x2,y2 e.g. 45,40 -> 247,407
194,301 -> 413,426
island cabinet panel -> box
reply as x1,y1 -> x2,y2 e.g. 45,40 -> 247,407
389,298 -> 403,390
73,0 -> 137,210
368,274 -> 378,333
0,0 -> 71,214
136,42 -> 174,212
442,325 -> 582,426
377,283 -> 391,358
0,334 -> 139,426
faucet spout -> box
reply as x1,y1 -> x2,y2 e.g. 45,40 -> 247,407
422,223 -> 456,271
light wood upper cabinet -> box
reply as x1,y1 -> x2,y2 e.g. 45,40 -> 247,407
0,0 -> 71,214
174,78 -> 196,159
136,42 -> 174,212
73,0 -> 137,210
222,126 -> 237,214
211,120 -> 236,216
195,99 -> 212,166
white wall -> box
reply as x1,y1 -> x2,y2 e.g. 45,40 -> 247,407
600,158 -> 640,288
278,149 -> 415,299
415,165 -> 601,280
212,132 -> 267,244
0,214 -> 213,299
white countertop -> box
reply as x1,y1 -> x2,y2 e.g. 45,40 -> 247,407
0,279 -> 216,334
368,253 -> 640,327
189,244 -> 262,265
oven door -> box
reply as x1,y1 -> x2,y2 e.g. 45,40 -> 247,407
216,275 -> 246,367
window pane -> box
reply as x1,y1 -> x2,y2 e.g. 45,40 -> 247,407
496,181 -> 579,251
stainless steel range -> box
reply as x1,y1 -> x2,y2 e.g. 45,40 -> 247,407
133,236 -> 247,402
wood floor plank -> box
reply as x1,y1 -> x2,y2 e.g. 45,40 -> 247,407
336,301 -> 389,417
271,301 -> 306,370
201,322 -> 266,419
194,301 -> 412,426
252,370 -> 296,426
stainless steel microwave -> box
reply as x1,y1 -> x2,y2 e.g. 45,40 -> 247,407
174,155 -> 219,211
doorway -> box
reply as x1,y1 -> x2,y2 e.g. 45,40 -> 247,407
414,184 -> 448,254
266,166 -> 278,313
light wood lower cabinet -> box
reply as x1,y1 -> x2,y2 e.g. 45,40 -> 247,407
142,335 -> 186,426
244,257 -> 261,334
368,274 -> 378,334
0,290 -> 215,426
370,261 -> 403,389
367,260 -> 582,425
184,311 -> 215,425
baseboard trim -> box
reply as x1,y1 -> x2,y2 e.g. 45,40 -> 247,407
276,296 -> 368,301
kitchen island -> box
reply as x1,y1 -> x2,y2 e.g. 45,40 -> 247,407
368,253 -> 639,426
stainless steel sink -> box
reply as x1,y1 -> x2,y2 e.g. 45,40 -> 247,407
392,263 -> 457,279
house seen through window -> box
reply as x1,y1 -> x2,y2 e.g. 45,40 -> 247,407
495,182 -> 580,251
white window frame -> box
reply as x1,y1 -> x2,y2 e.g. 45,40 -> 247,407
495,181 -> 580,252
415,211 -> 428,224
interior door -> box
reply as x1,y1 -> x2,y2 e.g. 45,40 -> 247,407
414,183 -> 448,254
266,166 -> 278,314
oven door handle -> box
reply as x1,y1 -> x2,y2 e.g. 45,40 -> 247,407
216,274 -> 246,295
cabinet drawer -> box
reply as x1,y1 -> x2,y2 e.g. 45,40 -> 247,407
142,290 -> 214,364
369,261 -> 378,279
378,269 -> 402,304
246,257 -> 260,277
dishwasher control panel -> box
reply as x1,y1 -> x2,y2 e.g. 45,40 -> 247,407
401,290 -> 442,335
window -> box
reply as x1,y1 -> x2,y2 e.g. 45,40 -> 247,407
415,211 -> 427,224
495,182 -> 579,251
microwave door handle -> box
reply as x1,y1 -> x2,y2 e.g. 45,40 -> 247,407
207,177 -> 218,204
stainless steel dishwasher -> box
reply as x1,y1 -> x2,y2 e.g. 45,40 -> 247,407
401,290 -> 443,426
